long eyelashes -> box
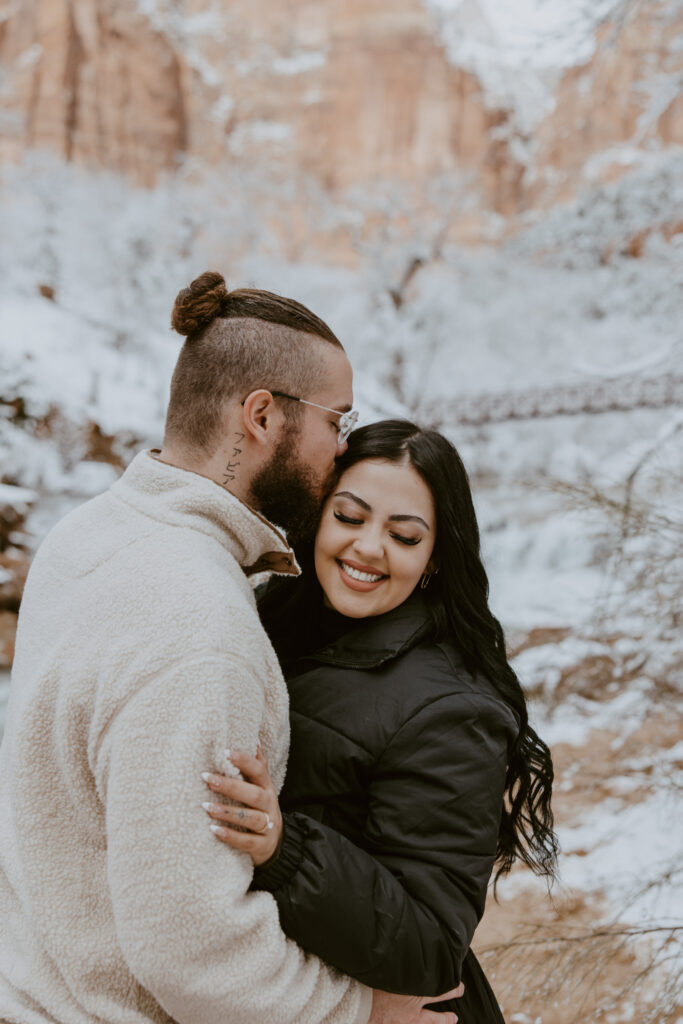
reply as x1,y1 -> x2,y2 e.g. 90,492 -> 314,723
334,511 -> 363,525
333,510 -> 421,545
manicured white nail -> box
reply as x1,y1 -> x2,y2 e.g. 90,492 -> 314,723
201,772 -> 212,782
210,824 -> 224,835
201,802 -> 213,811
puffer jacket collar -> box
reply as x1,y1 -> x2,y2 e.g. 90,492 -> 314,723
309,592 -> 436,670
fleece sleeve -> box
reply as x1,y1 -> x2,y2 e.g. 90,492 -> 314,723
93,652 -> 372,1024
253,693 -> 513,996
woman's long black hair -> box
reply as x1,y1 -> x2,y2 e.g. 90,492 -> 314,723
259,419 -> 559,884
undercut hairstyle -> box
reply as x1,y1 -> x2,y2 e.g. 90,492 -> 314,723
165,271 -> 344,455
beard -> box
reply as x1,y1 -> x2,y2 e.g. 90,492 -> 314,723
250,431 -> 334,547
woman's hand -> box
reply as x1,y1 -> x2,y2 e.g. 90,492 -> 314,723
201,747 -> 282,866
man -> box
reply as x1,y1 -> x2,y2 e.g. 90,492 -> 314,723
0,272 -> 460,1024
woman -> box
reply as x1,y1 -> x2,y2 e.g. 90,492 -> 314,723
201,420 -> 558,1021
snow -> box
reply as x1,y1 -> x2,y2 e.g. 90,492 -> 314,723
422,0 -> 623,130
530,680 -> 655,750
16,44 -> 42,68
135,0 -> 225,40
133,1 -> 227,89
560,787 -> 683,925
509,149 -> 683,265
633,70 -> 683,141
210,94 -> 235,126
229,120 -> 293,153
271,51 -> 327,75
0,483 -> 36,508
503,775 -> 683,955
425,0 -> 620,69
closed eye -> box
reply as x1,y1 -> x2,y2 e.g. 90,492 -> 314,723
334,510 -> 363,525
391,533 -> 421,546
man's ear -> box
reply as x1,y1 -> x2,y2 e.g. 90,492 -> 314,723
240,390 -> 282,446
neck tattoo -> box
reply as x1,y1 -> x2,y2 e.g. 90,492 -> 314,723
222,432 -> 245,486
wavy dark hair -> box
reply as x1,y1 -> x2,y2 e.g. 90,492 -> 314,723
259,419 -> 559,884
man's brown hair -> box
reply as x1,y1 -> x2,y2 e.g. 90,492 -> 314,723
165,271 -> 344,455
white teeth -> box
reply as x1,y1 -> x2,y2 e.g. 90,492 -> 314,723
340,562 -> 384,583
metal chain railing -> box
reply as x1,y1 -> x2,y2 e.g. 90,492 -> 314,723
438,374 -> 683,426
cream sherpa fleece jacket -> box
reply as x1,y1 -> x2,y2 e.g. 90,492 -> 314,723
0,452 -> 372,1024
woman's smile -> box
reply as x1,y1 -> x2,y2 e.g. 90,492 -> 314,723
314,458 -> 436,618
336,558 -> 388,591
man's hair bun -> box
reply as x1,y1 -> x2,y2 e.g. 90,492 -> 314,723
171,271 -> 229,337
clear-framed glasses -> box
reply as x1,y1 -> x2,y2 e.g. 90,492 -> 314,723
271,391 -> 359,445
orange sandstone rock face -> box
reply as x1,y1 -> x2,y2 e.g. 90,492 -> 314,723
528,6 -> 683,208
0,0 -> 189,182
1,0 -> 681,242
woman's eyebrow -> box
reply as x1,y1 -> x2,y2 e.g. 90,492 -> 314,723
334,490 -> 371,511
388,514 -> 430,530
334,492 -> 430,530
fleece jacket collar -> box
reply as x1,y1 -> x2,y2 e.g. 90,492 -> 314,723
112,451 -> 299,578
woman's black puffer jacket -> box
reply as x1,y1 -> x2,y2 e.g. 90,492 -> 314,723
252,592 -> 518,1021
